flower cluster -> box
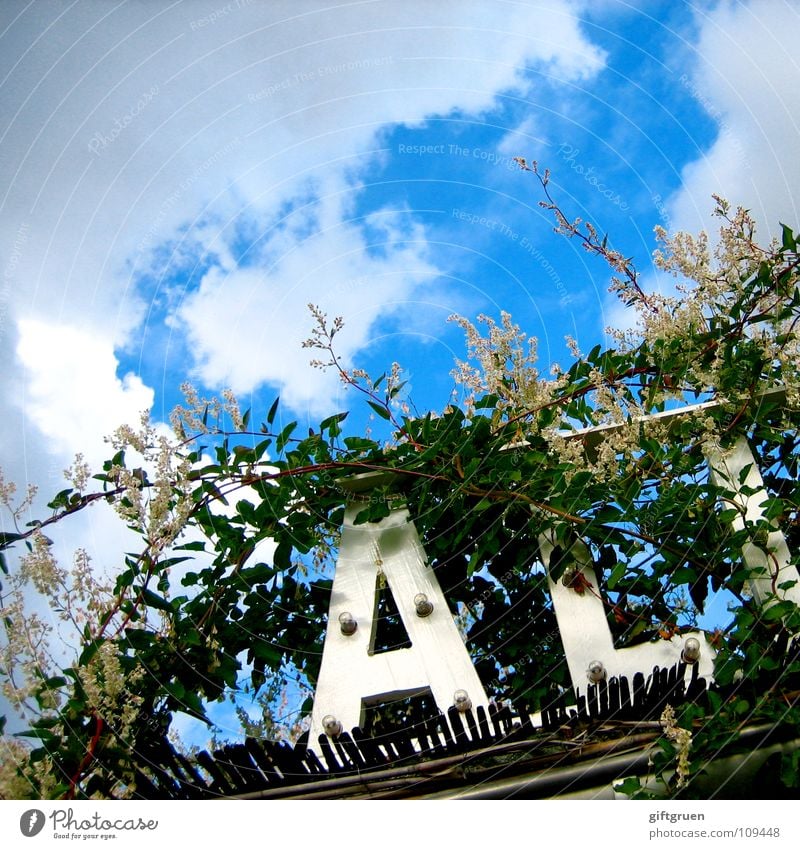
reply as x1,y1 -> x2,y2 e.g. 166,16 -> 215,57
0,467 -> 38,521
64,453 -> 91,493
108,410 -> 196,551
448,311 -> 565,422
168,381 -> 244,438
660,704 -> 693,789
76,641 -> 144,741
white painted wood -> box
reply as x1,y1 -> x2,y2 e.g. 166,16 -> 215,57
307,390 -> 796,740
531,391 -> 796,696
309,501 -> 489,754
538,534 -> 716,692
706,436 -> 800,609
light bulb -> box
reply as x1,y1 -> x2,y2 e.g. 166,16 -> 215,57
587,660 -> 606,683
453,689 -> 472,712
681,637 -> 701,664
338,611 -> 357,635
322,715 -> 342,737
414,592 -> 434,617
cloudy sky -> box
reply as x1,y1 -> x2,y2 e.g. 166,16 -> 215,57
1,0 -> 799,733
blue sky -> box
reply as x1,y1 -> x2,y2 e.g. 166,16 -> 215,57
1,0 -> 800,739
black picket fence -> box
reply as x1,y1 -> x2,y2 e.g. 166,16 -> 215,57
124,659 -> 713,798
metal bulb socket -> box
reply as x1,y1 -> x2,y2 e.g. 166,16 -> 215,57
681,637 -> 701,664
587,660 -> 606,683
414,592 -> 434,617
338,611 -> 357,635
322,715 -> 343,737
453,689 -> 472,712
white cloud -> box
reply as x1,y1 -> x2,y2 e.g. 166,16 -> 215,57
0,0 -> 606,733
15,319 -> 153,464
666,0 -> 800,238
0,0 -> 605,453
177,196 -> 440,413
498,114 -> 542,158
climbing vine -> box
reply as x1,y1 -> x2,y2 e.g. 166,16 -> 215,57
1,163 -> 799,798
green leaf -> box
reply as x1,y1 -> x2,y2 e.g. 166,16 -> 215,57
548,545 -> 570,582
607,559 -> 627,590
276,421 -> 297,452
47,488 -> 74,510
613,776 -> 642,797
467,549 -> 483,577
367,400 -> 391,420
251,641 -> 282,668
320,411 -> 348,437
175,541 -> 207,552
343,436 -> 378,451
14,729 -> 56,742
474,394 -> 499,410
780,223 -> 797,252
124,629 -> 155,650
689,574 -> 709,613
266,396 -> 280,426
706,690 -> 723,715
139,587 -> 173,613
162,680 -> 186,701
762,600 -> 794,622
0,532 -> 24,550
780,749 -> 800,788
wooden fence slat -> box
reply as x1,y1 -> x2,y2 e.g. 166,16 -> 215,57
351,727 -> 388,768
339,732 -> 368,771
244,737 -> 283,785
476,705 -> 493,745
273,740 -> 314,783
132,768 -> 168,799
422,713 -> 447,757
463,707 -> 481,747
447,705 -> 469,751
511,699 -> 533,740
587,684 -> 599,718
144,657 -> 726,797
488,701 -> 504,737
598,678 -> 609,717
196,750 -> 236,796
433,709 -> 457,753
317,734 -> 344,772
303,746 -> 326,775
498,702 -> 514,736
213,745 -> 257,793
619,675 -> 632,717
632,671 -> 646,711
388,726 -> 417,759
